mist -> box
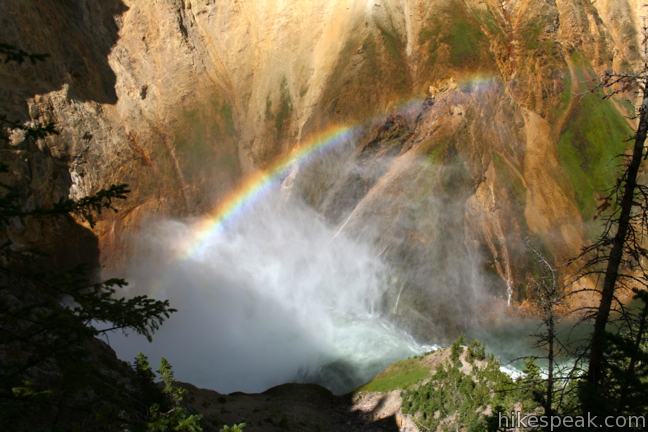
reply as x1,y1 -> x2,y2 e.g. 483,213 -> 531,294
108,131 -> 535,394
110,182 -> 434,394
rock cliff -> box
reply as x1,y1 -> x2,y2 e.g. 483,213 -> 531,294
0,0 -> 641,326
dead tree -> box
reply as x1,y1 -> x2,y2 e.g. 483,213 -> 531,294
527,241 -> 564,419
574,19 -> 648,407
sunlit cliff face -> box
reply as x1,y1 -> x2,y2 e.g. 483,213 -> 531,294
0,0 -> 642,393
5,0 -> 631,305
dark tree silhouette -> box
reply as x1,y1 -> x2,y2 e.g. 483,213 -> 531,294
572,19 -> 648,416
0,44 -> 175,431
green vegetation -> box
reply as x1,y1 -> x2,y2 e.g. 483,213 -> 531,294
173,95 -> 239,184
451,336 -> 465,363
377,24 -> 402,62
137,355 -> 247,432
1,152 -> 175,430
474,9 -> 504,39
553,51 -> 635,222
402,340 -> 536,432
220,424 -> 246,432
417,1 -> 493,70
589,290 -> 648,415
176,108 -> 218,177
376,24 -> 409,91
427,143 -> 447,164
521,21 -> 544,51
264,77 -> 293,137
557,91 -> 632,220
141,357 -> 203,432
275,77 -> 293,135
444,16 -> 486,67
620,98 -> 637,118
0,176 -> 175,428
0,44 -> 180,431
418,26 -> 435,45
265,95 -> 272,121
467,339 -> 486,361
553,67 -> 573,120
359,357 -> 430,392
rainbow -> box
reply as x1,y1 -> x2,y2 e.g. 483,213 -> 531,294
182,124 -> 355,258
181,73 -> 501,260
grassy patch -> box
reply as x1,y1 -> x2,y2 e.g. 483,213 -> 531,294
377,25 -> 402,62
374,24 -> 408,90
419,26 -> 435,44
169,94 -> 240,186
265,77 -> 293,136
444,16 -> 486,67
619,98 -> 637,118
557,92 -> 632,221
475,9 -> 503,38
521,21 -> 544,50
570,51 -> 593,82
427,144 -> 447,164
359,358 -> 430,392
265,96 -> 272,121
418,1 -> 493,70
418,23 -> 440,70
275,77 -> 293,134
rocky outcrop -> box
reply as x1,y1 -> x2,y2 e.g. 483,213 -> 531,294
0,0 -> 641,318
181,344 -> 523,432
181,382 -> 403,432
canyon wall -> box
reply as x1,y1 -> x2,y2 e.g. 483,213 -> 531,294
0,0 -> 641,328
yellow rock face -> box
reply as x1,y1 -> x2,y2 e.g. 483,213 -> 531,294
0,0 -> 641,310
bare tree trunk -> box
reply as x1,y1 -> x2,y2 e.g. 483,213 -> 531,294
621,296 -> 648,396
546,312 -> 554,420
587,83 -> 648,391
526,241 -> 560,423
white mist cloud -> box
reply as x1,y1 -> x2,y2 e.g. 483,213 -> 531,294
109,188 -> 431,394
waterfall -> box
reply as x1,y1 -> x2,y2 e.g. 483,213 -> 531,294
111,182 -> 433,394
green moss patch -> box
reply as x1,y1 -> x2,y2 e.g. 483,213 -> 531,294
359,358 -> 430,392
521,21 -> 544,51
557,91 -> 632,221
444,16 -> 486,67
172,95 -> 240,186
475,8 -> 504,38
377,25 -> 403,62
263,77 -> 294,138
275,77 -> 293,134
427,143 -> 448,164
417,1 -> 494,71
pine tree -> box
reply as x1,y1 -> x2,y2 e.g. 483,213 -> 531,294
572,20 -> 648,414
0,43 -> 175,431
144,357 -> 203,432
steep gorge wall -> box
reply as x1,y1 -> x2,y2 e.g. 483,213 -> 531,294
0,0 -> 641,324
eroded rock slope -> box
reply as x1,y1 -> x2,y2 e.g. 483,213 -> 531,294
0,0 -> 641,325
